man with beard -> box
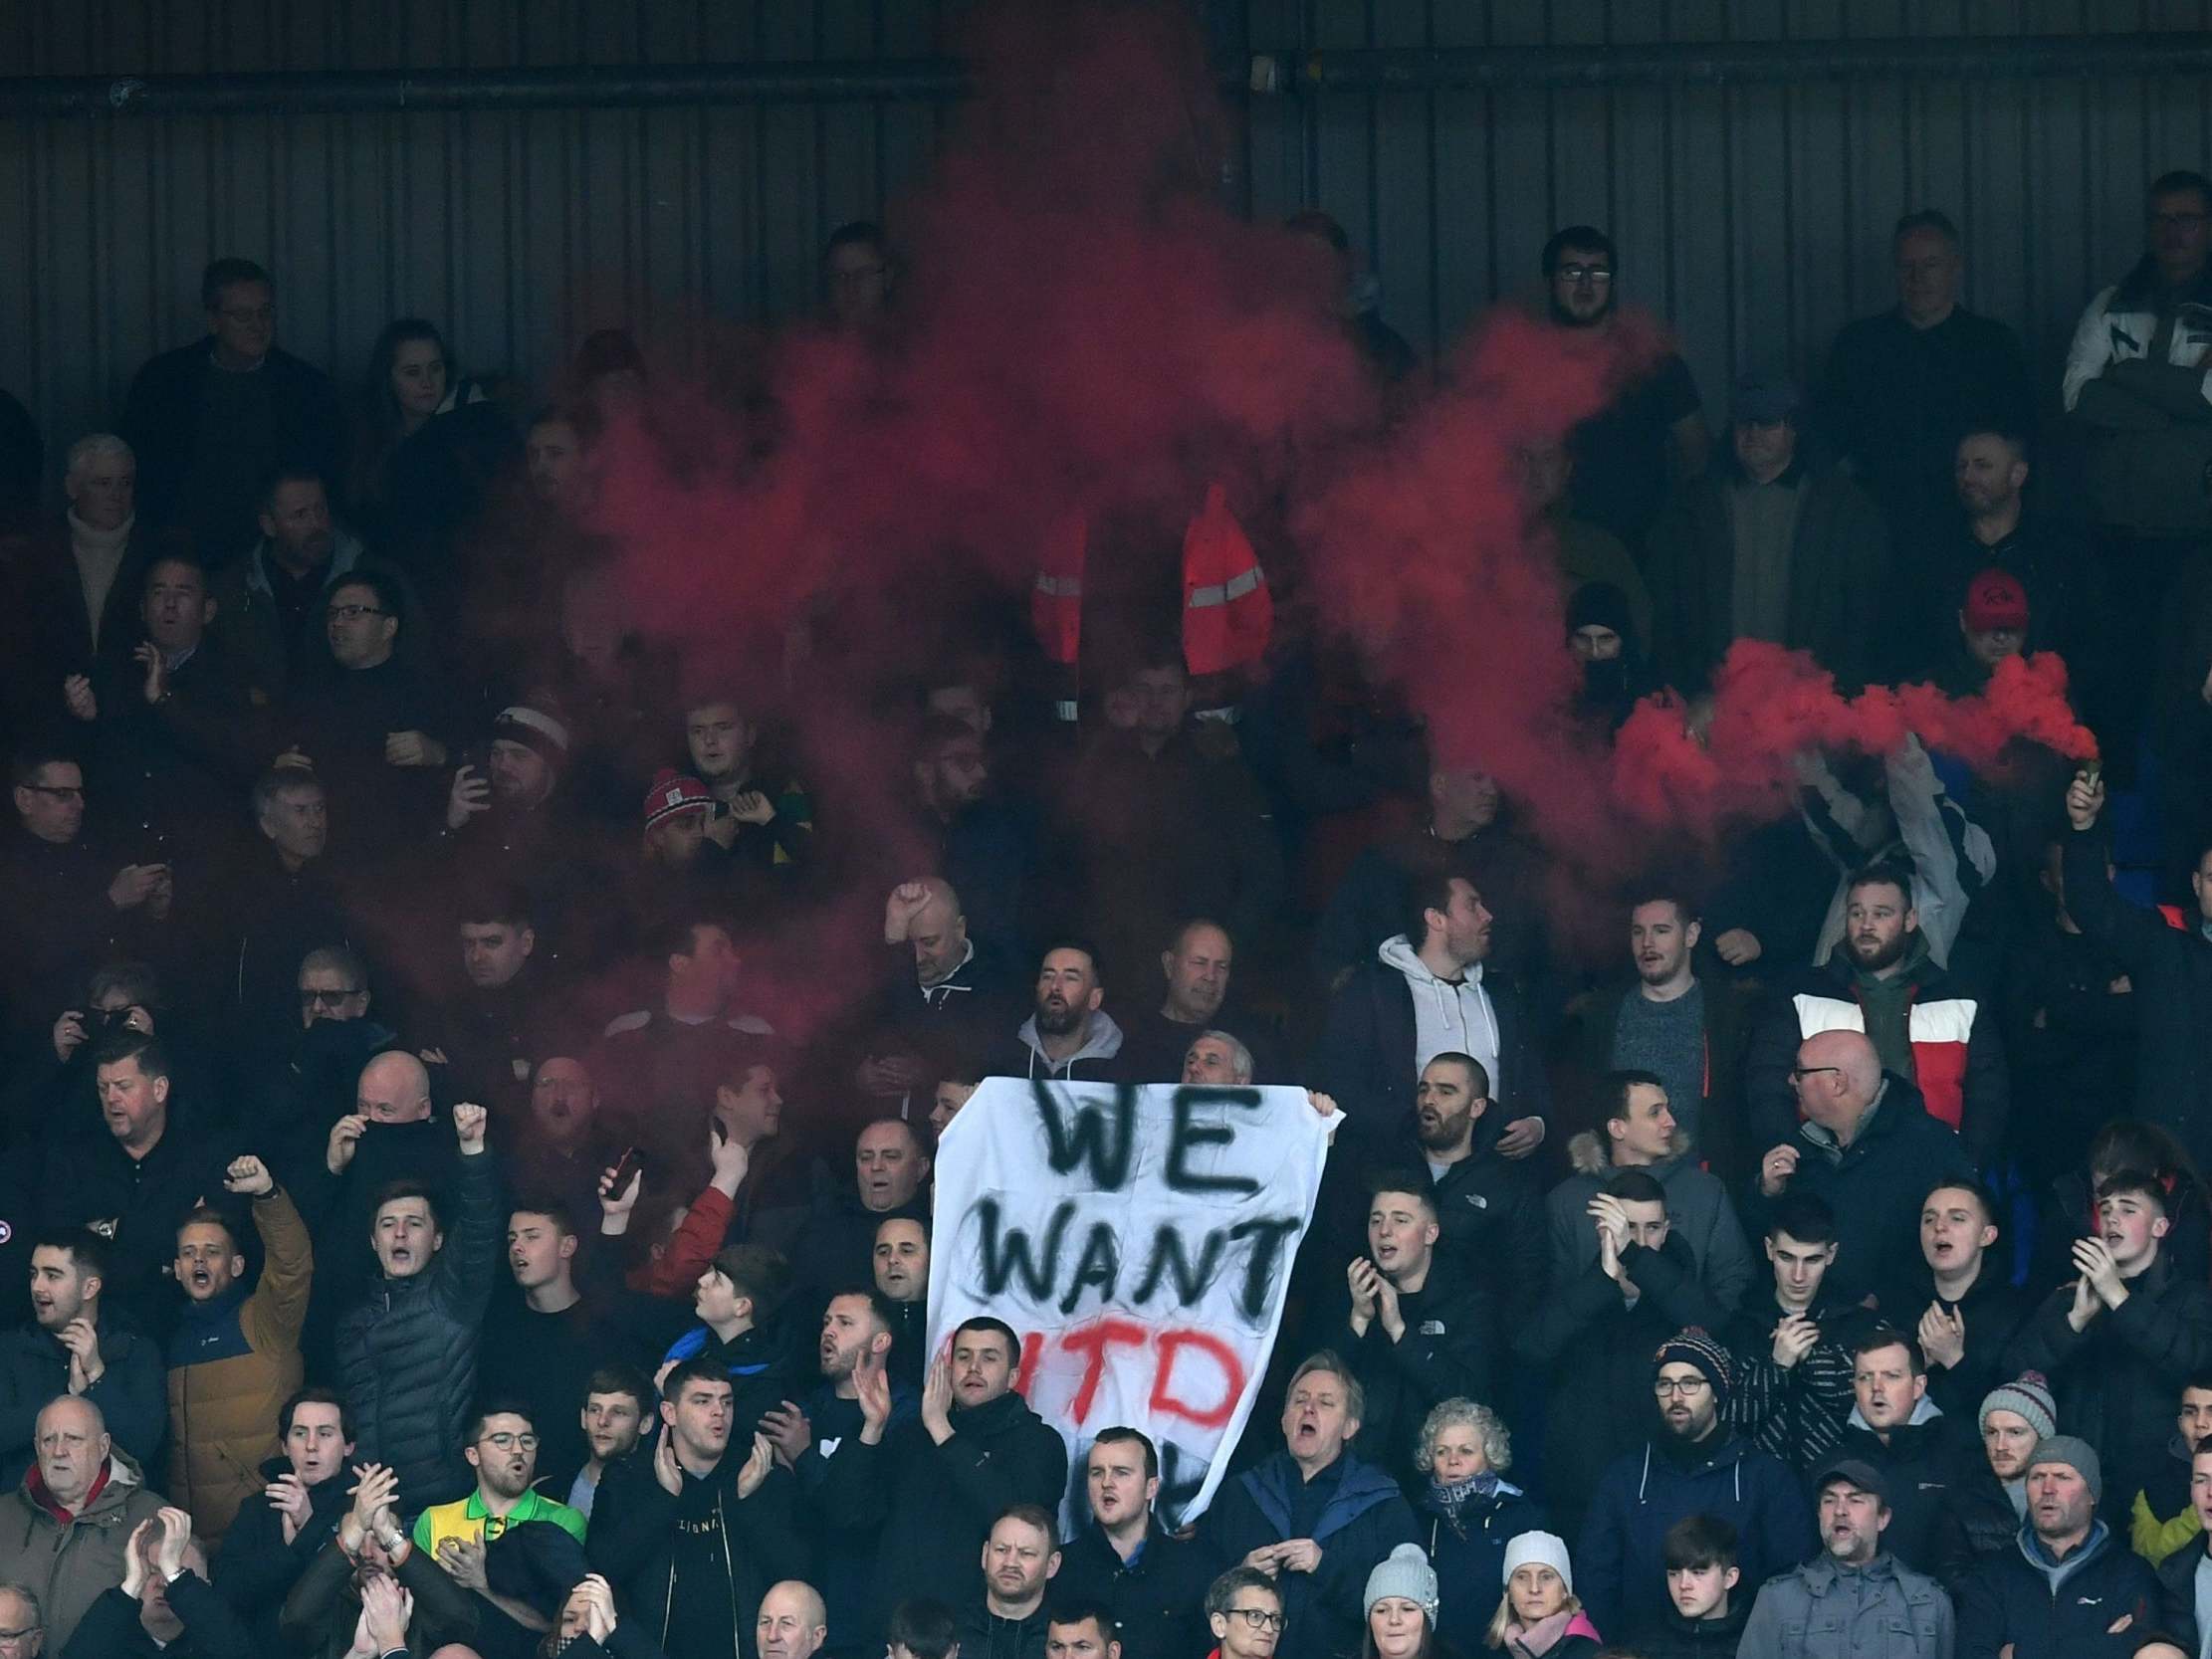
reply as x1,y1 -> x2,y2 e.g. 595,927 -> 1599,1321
1052,1429 -> 1208,1659
958,1507 -> 1061,1659
1118,920 -> 1281,1084
163,1154 -> 312,1548
1317,872 -> 1551,1152
413,1400 -> 586,1643
1576,1333 -> 1814,1641
818,1316 -> 1066,1637
507,1056 -> 622,1229
1319,1178 -> 1496,1487
208,468 -> 365,698
1736,1459 -> 1955,1658
1545,224 -> 1709,555
587,1357 -> 802,1659
1951,1374 -> 2058,1562
1745,864 -> 2007,1168
1327,1053 -> 1544,1323
1575,892 -> 1754,1180
1956,1437 -> 2160,1659
758,1292 -> 914,1650
2007,1171 -> 2212,1528
1745,1031 -> 1973,1317
981,942 -> 1135,1083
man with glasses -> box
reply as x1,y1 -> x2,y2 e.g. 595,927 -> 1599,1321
1576,1330 -> 1814,1644
413,1400 -> 585,1643
0,748 -> 168,1034
120,257 -> 344,567
1544,223 -> 1708,556
1744,1030 -> 1974,1318
0,1585 -> 38,1659
1205,1568 -> 1285,1659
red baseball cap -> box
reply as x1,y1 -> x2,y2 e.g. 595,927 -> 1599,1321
1962,568 -> 2029,633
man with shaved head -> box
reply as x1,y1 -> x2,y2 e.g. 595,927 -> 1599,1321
856,877 -> 1019,1105
757,1578 -> 830,1659
1747,1030 -> 1973,1317
1121,920 -> 1281,1084
0,1396 -> 166,1648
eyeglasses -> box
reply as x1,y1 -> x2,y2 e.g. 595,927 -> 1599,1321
328,604 -> 386,622
1556,265 -> 1614,284
219,305 -> 276,323
1654,1377 -> 1711,1398
1225,1609 -> 1286,1631
300,988 -> 359,1007
1789,1066 -> 1841,1084
481,1431 -> 540,1451
18,783 -> 83,799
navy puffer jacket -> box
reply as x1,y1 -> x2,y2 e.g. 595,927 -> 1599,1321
335,1147 -> 501,1510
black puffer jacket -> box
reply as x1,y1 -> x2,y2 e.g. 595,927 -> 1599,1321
334,1146 -> 501,1510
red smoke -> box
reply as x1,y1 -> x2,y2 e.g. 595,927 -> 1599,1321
579,0 -> 2096,996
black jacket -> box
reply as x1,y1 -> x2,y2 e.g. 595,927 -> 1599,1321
956,1601 -> 1051,1659
1512,1232 -> 1726,1534
211,1453 -> 349,1653
2062,824 -> 2212,1176
1051,1520 -> 1210,1659
1628,1595 -> 1752,1658
38,1121 -> 238,1342
1896,1261 -> 2033,1425
279,1525 -> 480,1659
1721,1290 -> 1871,1474
1956,1521 -> 2160,1659
1948,1445 -> 2023,1563
2004,1248 -> 2212,1523
1830,1410 -> 1975,1589
1414,1479 -> 1546,1657
120,338 -> 345,562
753,1184 -> 932,1316
1736,1073 -> 1974,1317
1199,1448 -> 1420,1659
812,1387 -> 1068,1638
585,1437 -> 808,1659
0,1308 -> 166,1486
1317,1261 -> 1495,1489
2155,1536 -> 2211,1653
333,1146 -> 502,1511
60,1572 -> 256,1659
1313,954 -> 1553,1131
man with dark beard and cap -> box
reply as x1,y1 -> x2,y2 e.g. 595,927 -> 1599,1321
1743,862 -> 2008,1168
1576,1329 -> 1816,1643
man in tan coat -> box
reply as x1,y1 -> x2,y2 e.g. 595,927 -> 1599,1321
164,1154 -> 312,1546
0,1395 -> 167,1648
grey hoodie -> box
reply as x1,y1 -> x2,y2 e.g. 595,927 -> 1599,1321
1377,933 -> 1500,1084
1012,1009 -> 1127,1080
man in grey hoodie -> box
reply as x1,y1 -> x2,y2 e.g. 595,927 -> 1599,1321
1546,1071 -> 1755,1313
980,941 -> 1136,1083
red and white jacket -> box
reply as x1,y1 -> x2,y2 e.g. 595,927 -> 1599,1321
1791,991 -> 1979,1133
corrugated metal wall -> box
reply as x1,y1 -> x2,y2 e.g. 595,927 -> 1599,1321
2,0 -> 2209,473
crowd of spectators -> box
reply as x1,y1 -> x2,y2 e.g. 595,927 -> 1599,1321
0,164 -> 2208,1659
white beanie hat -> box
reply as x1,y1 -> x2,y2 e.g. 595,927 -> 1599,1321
1501,1530 -> 1573,1592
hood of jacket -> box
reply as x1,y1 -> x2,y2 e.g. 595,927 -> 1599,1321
1014,1009 -> 1125,1069
244,526 -> 364,601
1244,1449 -> 1404,1542
1845,1394 -> 1944,1436
2016,1516 -> 2116,1595
1379,934 -> 1489,998
17,1445 -> 147,1524
1567,1129 -> 1691,1177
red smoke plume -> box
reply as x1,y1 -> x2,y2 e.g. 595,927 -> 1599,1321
581,0 -> 2095,1003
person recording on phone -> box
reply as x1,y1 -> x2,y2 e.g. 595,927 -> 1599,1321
2061,766 -> 2212,1179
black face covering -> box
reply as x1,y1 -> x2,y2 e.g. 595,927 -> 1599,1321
1581,658 -> 1631,704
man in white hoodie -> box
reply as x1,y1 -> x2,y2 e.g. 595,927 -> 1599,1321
1315,871 -> 1550,1154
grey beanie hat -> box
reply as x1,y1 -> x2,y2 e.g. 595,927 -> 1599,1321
2028,1434 -> 2102,1504
1363,1544 -> 1439,1619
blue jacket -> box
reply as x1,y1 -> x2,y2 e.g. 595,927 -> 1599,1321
1578,1431 -> 1816,1639
1201,1449 -> 1419,1659
1415,1479 -> 1546,1656
1956,1520 -> 2160,1659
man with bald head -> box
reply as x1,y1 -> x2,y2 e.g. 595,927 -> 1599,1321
1122,920 -> 1281,1084
0,1396 -> 166,1648
758,1577 -> 830,1659
1749,1030 -> 1973,1316
857,877 -> 1019,1105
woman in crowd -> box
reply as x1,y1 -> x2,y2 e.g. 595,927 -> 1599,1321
1362,1546 -> 1441,1659
1488,1532 -> 1601,1659
1414,1399 -> 1544,1655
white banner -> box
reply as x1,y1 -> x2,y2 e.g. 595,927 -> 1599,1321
927,1079 -> 1337,1529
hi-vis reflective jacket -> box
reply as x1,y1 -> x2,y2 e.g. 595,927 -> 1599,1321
1181,482 -> 1272,676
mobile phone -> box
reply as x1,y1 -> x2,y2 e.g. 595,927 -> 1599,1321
607,1145 -> 643,1193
